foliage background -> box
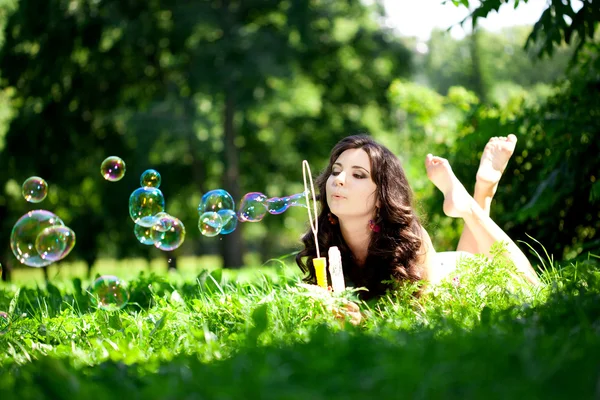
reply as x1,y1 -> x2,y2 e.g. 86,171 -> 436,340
0,0 -> 597,280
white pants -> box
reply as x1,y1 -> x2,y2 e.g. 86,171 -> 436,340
429,251 -> 477,285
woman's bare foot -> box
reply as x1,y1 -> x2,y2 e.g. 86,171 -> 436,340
475,134 -> 518,196
425,154 -> 474,218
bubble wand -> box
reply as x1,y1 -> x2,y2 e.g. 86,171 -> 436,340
302,160 -> 328,289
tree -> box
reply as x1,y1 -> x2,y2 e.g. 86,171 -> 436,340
0,0 -> 414,278
450,0 -> 599,60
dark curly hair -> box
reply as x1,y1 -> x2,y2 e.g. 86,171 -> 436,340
296,134 -> 425,300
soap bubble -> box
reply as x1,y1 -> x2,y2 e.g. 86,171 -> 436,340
21,176 -> 48,203
152,215 -> 185,251
140,169 -> 161,188
238,192 -> 268,222
0,312 -> 9,335
129,187 -> 165,226
90,275 -> 129,311
198,212 -> 222,237
134,223 -> 155,246
198,189 -> 234,214
217,209 -> 237,235
35,225 -> 76,262
267,192 -> 307,214
101,156 -> 126,182
10,210 -> 65,267
152,212 -> 173,232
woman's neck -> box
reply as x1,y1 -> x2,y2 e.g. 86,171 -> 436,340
338,217 -> 372,266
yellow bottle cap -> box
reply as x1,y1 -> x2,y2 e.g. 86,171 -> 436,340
313,257 -> 328,289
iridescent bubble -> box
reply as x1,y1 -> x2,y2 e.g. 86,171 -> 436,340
217,209 -> 237,235
266,197 -> 290,215
90,275 -> 129,311
10,210 -> 65,268
152,215 -> 185,251
152,212 -> 173,232
0,312 -> 9,335
21,176 -> 48,203
140,169 -> 161,188
101,156 -> 126,182
134,223 -> 155,246
198,212 -> 223,237
238,192 -> 268,222
129,187 -> 165,226
198,189 -> 235,214
267,192 -> 308,214
35,225 -> 76,262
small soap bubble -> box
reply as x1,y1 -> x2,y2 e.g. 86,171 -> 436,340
198,212 -> 223,237
129,187 -> 165,225
0,312 -> 9,335
140,169 -> 161,188
22,176 -> 48,203
198,189 -> 235,214
90,275 -> 129,311
152,212 -> 173,232
11,210 -> 65,268
134,223 -> 155,246
101,156 -> 126,182
35,225 -> 76,262
152,215 -> 185,251
238,192 -> 268,222
217,209 -> 237,235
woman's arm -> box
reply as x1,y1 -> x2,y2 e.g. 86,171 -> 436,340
417,225 -> 437,282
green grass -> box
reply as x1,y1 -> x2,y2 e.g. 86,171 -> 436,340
1,249 -> 600,399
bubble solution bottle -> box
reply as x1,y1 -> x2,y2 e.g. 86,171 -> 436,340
328,246 -> 345,293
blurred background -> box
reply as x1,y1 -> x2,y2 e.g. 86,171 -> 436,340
0,0 -> 597,282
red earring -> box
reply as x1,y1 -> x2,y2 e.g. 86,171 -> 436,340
369,219 -> 380,233
328,213 -> 338,225
369,207 -> 380,232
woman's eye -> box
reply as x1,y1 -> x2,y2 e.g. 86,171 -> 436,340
354,174 -> 365,179
331,171 -> 340,176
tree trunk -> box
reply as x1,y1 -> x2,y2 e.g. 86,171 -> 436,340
84,251 -> 97,279
184,96 -> 207,259
220,86 -> 244,268
0,254 -> 10,282
166,251 -> 178,270
469,28 -> 487,103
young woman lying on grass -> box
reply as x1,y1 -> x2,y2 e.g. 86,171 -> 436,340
296,134 -> 540,309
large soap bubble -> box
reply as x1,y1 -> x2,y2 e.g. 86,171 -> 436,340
238,192 -> 268,222
152,215 -> 185,251
198,189 -> 234,214
198,212 -> 223,237
35,225 -> 76,262
129,187 -> 166,226
10,210 -> 65,267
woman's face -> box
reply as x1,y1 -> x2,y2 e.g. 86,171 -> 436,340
326,148 -> 378,219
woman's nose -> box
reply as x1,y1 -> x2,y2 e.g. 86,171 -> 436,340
333,171 -> 345,186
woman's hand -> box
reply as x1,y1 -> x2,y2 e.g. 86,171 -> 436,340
297,283 -> 363,325
333,301 -> 362,326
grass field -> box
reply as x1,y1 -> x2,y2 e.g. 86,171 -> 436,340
1,250 -> 599,399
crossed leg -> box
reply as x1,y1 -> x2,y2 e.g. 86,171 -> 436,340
425,141 -> 540,286
456,134 -> 518,254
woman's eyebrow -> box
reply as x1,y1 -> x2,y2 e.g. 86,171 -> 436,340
333,163 -> 370,174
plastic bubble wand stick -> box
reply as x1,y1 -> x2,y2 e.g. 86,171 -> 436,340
302,160 -> 328,289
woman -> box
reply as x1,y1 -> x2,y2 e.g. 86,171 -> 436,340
296,134 -> 540,301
